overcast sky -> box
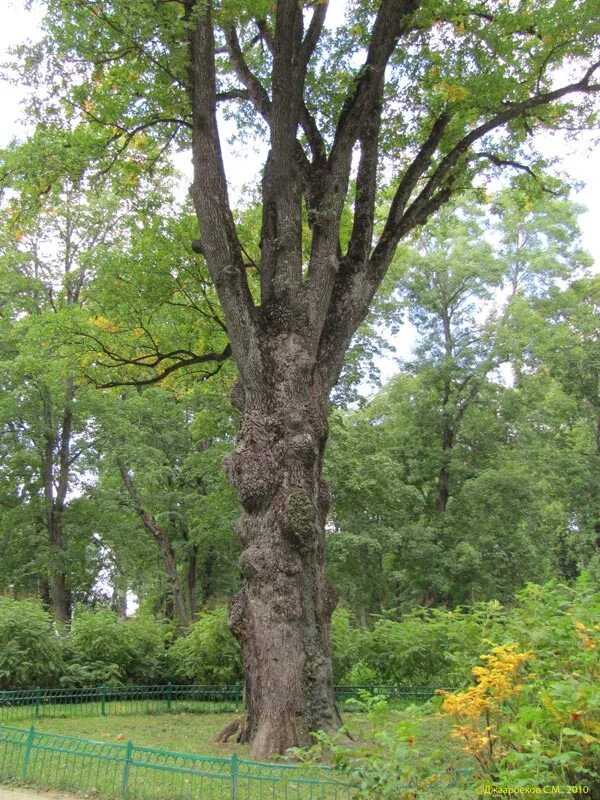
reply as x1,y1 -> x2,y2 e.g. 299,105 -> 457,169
1,0 -> 599,269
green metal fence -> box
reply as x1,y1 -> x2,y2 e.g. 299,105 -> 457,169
0,724 -> 356,799
0,684 -> 447,723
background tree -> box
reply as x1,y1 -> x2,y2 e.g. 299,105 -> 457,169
327,190 -> 593,609
509,276 -> 600,567
0,164 -> 124,621
92,383 -> 239,626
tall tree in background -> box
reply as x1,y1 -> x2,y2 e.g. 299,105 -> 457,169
9,0 -> 600,755
0,151 -> 124,621
94,384 -> 239,627
327,191 -> 592,610
520,276 -> 600,563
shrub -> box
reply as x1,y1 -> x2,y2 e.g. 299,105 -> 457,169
345,576 -> 600,798
359,602 -> 504,686
310,575 -> 600,800
0,597 -> 64,689
66,607 -> 167,685
124,614 -> 170,684
331,607 -> 365,683
167,606 -> 242,685
492,575 -> 600,792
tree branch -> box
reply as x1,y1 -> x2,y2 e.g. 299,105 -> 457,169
94,343 -> 232,388
298,2 -> 328,77
187,2 -> 260,385
328,0 -> 420,180
224,27 -> 272,122
370,62 -> 600,276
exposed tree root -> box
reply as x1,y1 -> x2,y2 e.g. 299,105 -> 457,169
214,715 -> 244,743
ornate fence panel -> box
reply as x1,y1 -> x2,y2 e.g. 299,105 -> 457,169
0,684 -> 449,723
0,724 -> 357,800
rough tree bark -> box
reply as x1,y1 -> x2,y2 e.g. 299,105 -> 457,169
224,339 -> 341,754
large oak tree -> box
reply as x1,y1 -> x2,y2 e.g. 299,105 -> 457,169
10,0 -> 600,757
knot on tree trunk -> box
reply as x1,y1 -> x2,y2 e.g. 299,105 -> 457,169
239,542 -> 278,580
281,432 -> 318,467
223,446 -> 279,512
283,490 -> 318,552
229,588 -> 249,641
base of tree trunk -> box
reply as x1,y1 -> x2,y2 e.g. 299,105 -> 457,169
223,356 -> 343,759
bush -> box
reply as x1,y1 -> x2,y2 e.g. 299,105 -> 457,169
334,576 -> 600,798
331,607 -> 365,683
492,575 -> 600,792
167,606 -> 242,685
0,598 -> 64,689
124,614 -> 171,685
65,607 -> 168,685
358,602 -> 504,686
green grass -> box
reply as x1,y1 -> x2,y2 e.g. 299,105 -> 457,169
32,704 -> 423,759
0,699 -> 241,726
34,712 -> 250,759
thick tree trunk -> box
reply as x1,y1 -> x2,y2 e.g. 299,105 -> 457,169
224,337 -> 341,759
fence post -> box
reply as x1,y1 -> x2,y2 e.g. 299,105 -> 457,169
21,725 -> 36,780
34,687 -> 41,719
101,684 -> 107,716
230,752 -> 238,800
121,739 -> 134,797
166,683 -> 172,712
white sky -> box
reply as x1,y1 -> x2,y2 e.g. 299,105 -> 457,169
1,0 -> 599,270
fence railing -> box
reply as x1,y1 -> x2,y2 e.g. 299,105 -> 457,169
0,684 -> 449,722
0,723 -> 356,799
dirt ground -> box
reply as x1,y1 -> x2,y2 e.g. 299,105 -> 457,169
0,787 -> 81,800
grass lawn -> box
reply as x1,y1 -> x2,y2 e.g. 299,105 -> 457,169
0,712 -> 360,800
33,712 -> 249,759
30,703 -> 427,757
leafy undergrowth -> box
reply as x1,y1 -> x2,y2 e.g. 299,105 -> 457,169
21,577 -> 600,799
293,576 -> 600,798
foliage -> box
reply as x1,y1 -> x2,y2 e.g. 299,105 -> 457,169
491,577 -> 600,791
0,598 -> 64,690
65,608 -> 168,686
362,602 -> 506,687
330,607 -> 365,684
440,644 -> 534,773
321,578 -> 600,798
167,607 -> 242,686
327,191 -> 595,611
